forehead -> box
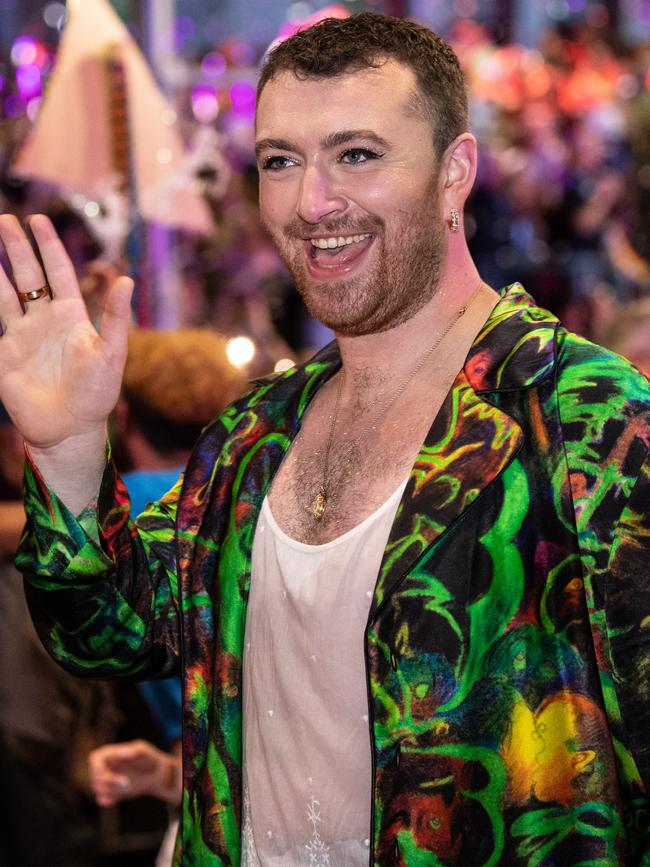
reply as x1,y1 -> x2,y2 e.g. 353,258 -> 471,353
255,59 -> 425,140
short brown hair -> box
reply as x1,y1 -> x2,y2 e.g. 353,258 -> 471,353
123,328 -> 246,454
257,12 -> 468,158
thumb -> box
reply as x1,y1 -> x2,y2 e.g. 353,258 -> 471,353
98,276 -> 134,354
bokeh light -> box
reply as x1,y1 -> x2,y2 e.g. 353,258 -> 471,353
11,37 -> 38,67
16,64 -> 41,100
192,85 -> 220,124
226,336 -> 256,368
201,52 -> 226,79
84,201 -> 100,219
26,97 -> 41,122
4,94 -> 24,118
229,81 -> 256,116
43,2 -> 66,29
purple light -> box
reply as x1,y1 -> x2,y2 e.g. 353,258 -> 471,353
4,94 -> 25,118
192,84 -> 219,123
26,96 -> 41,122
11,36 -> 38,67
16,63 -> 41,100
201,52 -> 226,79
566,0 -> 586,11
175,16 -> 196,39
229,80 -> 255,116
229,42 -> 255,67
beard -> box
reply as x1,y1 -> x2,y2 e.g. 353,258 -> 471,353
264,199 -> 446,337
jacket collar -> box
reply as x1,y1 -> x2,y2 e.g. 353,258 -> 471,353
251,283 -> 559,401
464,282 -> 558,393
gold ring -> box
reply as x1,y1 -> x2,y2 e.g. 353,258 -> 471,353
18,285 -> 51,303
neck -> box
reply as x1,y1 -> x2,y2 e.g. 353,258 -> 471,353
334,254 -> 489,395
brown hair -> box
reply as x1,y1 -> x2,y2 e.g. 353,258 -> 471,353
122,328 -> 246,455
257,12 -> 468,159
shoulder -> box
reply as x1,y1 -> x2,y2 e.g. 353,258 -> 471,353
555,329 -> 650,503
190,341 -> 341,452
555,327 -> 650,414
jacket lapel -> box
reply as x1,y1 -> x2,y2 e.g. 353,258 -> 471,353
371,283 -> 558,617
217,342 -> 342,602
371,371 -> 523,616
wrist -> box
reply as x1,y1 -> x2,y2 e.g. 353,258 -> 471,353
25,426 -> 109,515
158,753 -> 182,805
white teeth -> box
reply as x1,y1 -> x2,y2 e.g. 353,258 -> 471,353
310,233 -> 370,250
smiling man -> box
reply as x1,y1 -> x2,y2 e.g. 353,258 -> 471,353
3,12 -> 650,867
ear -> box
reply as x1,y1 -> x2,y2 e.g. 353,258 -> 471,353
440,133 -> 478,209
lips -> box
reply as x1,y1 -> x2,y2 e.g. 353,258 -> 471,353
303,233 -> 374,279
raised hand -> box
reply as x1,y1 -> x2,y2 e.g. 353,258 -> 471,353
0,214 -> 133,510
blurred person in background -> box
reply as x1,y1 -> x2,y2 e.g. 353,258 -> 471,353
598,297 -> 650,379
0,407 -> 108,867
114,327 -> 246,508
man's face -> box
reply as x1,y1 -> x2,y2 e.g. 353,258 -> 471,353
255,59 -> 447,336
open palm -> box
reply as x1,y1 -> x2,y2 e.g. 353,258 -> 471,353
0,214 -> 133,450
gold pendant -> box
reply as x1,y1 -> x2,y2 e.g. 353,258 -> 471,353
312,487 -> 327,521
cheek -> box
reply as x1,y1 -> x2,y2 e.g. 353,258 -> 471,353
354,173 -> 438,220
259,179 -> 296,230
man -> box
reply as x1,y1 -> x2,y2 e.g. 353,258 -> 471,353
1,13 -> 648,866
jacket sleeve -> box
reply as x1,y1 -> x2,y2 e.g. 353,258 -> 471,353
16,454 -> 182,681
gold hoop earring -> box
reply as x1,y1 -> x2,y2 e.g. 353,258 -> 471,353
450,208 -> 460,233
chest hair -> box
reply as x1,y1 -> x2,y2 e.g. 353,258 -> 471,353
268,383 -> 448,545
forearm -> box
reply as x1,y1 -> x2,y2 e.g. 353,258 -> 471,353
25,426 -> 108,515
18,456 -> 182,679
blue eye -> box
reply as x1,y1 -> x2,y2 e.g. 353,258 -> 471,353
339,148 -> 383,165
261,155 -> 297,171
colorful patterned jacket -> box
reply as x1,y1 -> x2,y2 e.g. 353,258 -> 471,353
19,285 -> 650,866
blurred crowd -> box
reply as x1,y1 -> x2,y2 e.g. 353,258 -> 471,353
0,11 -> 648,867
0,16 -> 648,349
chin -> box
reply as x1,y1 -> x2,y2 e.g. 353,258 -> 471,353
287,243 -> 442,337
296,278 -> 383,336
301,289 -> 429,337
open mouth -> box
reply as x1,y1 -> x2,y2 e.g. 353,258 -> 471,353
303,232 -> 375,277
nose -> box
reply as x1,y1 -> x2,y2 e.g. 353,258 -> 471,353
296,164 -> 347,225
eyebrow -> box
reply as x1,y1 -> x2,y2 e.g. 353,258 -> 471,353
255,129 -> 390,158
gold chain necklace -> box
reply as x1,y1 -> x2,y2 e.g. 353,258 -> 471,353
311,282 -> 484,522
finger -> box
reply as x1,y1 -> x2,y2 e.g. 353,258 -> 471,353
96,791 -> 120,808
0,253 -> 24,328
89,762 -> 132,787
0,214 -> 48,300
28,214 -> 81,301
94,778 -> 130,807
93,740 -> 150,766
98,276 -> 133,354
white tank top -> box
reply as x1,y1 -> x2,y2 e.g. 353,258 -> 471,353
241,478 -> 408,866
